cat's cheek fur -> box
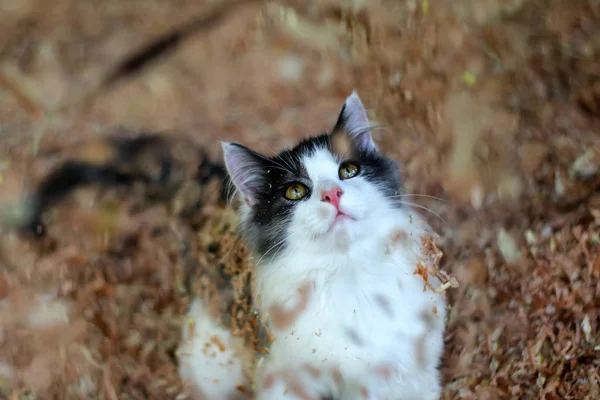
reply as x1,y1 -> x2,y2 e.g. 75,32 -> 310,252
337,177 -> 382,219
291,200 -> 335,239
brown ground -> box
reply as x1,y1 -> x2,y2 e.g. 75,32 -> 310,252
0,0 -> 599,399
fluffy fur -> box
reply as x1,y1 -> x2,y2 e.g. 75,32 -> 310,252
179,91 -> 447,400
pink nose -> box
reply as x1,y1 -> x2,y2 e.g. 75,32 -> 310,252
321,187 -> 343,209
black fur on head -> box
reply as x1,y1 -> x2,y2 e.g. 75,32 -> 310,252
222,91 -> 404,258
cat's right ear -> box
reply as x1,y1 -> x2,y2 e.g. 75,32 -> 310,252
221,142 -> 264,206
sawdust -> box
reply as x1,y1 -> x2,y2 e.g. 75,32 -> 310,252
0,0 -> 599,399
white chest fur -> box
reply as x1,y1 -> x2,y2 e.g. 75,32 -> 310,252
178,212 -> 447,400
253,213 -> 447,400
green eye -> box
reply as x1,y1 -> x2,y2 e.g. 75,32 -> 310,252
339,162 -> 360,180
284,183 -> 308,200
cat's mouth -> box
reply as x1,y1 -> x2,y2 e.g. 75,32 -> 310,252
335,211 -> 350,221
329,210 -> 355,230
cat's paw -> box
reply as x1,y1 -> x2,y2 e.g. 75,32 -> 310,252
178,298 -> 250,399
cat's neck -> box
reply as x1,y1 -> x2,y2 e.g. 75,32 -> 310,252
302,206 -> 423,255
252,207 -> 430,305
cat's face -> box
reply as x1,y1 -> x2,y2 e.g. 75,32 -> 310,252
222,91 -> 404,259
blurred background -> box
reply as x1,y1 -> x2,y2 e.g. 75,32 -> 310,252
0,0 -> 599,398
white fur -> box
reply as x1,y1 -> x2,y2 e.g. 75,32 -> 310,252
178,299 -> 248,399
180,148 -> 447,400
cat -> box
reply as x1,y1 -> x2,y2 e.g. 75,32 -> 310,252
178,91 -> 448,400
7,131 -> 226,238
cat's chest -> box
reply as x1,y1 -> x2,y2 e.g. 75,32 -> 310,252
261,254 -> 439,368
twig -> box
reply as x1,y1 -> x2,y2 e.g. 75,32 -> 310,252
0,68 -> 45,120
71,0 -> 268,113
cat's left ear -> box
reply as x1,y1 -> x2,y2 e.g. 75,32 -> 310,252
332,90 -> 378,153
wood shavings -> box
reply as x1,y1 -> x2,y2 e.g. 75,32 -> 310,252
0,67 -> 45,120
436,277 -> 459,293
413,262 -> 431,292
497,228 -> 521,264
0,0 -> 599,399
581,315 -> 592,343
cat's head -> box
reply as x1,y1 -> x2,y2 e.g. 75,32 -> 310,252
222,91 -> 404,259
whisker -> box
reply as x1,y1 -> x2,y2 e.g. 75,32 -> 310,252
264,144 -> 296,174
268,239 -> 288,262
263,164 -> 292,174
340,123 -> 386,138
280,151 -> 298,175
254,237 -> 288,266
250,148 -> 293,174
398,201 -> 447,224
390,194 -> 448,203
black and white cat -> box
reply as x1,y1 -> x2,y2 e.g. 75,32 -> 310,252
178,91 -> 447,400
